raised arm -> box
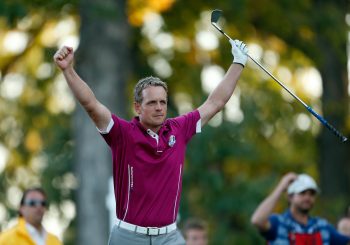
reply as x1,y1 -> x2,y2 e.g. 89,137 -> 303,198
198,40 -> 248,127
53,46 -> 111,131
250,172 -> 297,231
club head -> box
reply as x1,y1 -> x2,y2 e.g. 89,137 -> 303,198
210,9 -> 231,40
211,9 -> 223,24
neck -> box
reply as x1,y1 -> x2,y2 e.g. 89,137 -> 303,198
26,220 -> 43,232
290,207 -> 309,225
149,126 -> 161,133
34,224 -> 43,232
139,121 -> 161,133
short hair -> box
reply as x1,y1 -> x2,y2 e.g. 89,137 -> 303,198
183,218 -> 208,238
18,187 -> 47,216
134,76 -> 168,103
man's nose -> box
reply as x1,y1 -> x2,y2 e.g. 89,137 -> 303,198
155,102 -> 162,110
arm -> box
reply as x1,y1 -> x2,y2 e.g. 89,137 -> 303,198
198,40 -> 248,127
250,172 -> 297,231
53,46 -> 111,131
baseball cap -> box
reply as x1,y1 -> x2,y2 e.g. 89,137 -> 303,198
287,174 -> 319,194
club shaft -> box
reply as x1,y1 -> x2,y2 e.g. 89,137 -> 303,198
211,22 -> 348,142
247,55 -> 308,107
213,24 -> 306,106
247,53 -> 347,142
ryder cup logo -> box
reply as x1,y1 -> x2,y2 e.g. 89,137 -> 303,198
168,135 -> 176,147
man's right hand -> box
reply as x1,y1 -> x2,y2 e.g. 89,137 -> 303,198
278,172 -> 298,192
53,46 -> 74,70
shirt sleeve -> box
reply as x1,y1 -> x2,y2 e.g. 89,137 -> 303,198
99,114 -> 128,147
96,118 -> 114,134
260,215 -> 279,241
329,224 -> 350,244
173,110 -> 201,143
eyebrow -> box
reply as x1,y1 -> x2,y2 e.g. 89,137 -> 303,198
146,99 -> 167,104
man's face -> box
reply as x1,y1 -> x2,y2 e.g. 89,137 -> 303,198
186,229 -> 208,245
338,217 -> 350,236
290,189 -> 316,214
135,86 -> 167,132
19,191 -> 47,228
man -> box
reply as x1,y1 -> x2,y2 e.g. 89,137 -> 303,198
251,173 -> 350,244
0,187 -> 62,245
183,218 -> 208,245
53,38 -> 248,244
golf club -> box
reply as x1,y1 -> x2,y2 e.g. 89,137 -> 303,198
211,9 -> 348,143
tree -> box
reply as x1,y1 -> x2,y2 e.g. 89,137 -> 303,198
0,0 -> 348,244
73,0 -> 130,243
244,0 -> 350,198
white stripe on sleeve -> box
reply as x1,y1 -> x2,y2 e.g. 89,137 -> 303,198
196,119 -> 201,133
96,118 -> 114,134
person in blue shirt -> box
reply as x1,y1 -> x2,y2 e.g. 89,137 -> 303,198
251,172 -> 350,245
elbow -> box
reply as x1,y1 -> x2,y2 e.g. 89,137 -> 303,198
208,98 -> 226,114
82,99 -> 99,118
250,214 -> 264,228
250,215 -> 259,227
81,97 -> 97,111
215,97 -> 227,111
251,217 -> 270,231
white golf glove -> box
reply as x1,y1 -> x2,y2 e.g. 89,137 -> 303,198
230,39 -> 248,67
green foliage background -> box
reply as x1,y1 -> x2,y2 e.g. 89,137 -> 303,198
0,0 -> 349,244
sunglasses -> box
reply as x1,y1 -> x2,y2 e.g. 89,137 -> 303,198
22,199 -> 48,207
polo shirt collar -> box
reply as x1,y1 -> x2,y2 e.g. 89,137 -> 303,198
26,222 -> 46,236
23,219 -> 47,245
286,209 -> 314,227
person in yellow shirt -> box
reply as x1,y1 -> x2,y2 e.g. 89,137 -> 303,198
0,187 -> 62,245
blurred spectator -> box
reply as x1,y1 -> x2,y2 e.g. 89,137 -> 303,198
0,187 -> 62,245
251,172 -> 350,244
338,206 -> 350,236
183,218 -> 208,245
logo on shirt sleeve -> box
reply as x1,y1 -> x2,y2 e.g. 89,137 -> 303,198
168,135 -> 176,147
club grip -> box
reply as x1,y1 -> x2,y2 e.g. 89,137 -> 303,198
306,106 -> 348,142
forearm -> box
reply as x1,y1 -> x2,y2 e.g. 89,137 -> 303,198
198,64 -> 243,126
251,185 -> 284,229
54,46 -> 111,130
207,64 -> 243,111
62,67 -> 112,129
62,67 -> 98,110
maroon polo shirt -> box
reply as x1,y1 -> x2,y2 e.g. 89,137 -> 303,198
100,110 -> 201,227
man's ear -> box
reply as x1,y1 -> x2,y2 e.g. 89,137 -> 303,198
287,193 -> 294,203
134,102 -> 141,115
